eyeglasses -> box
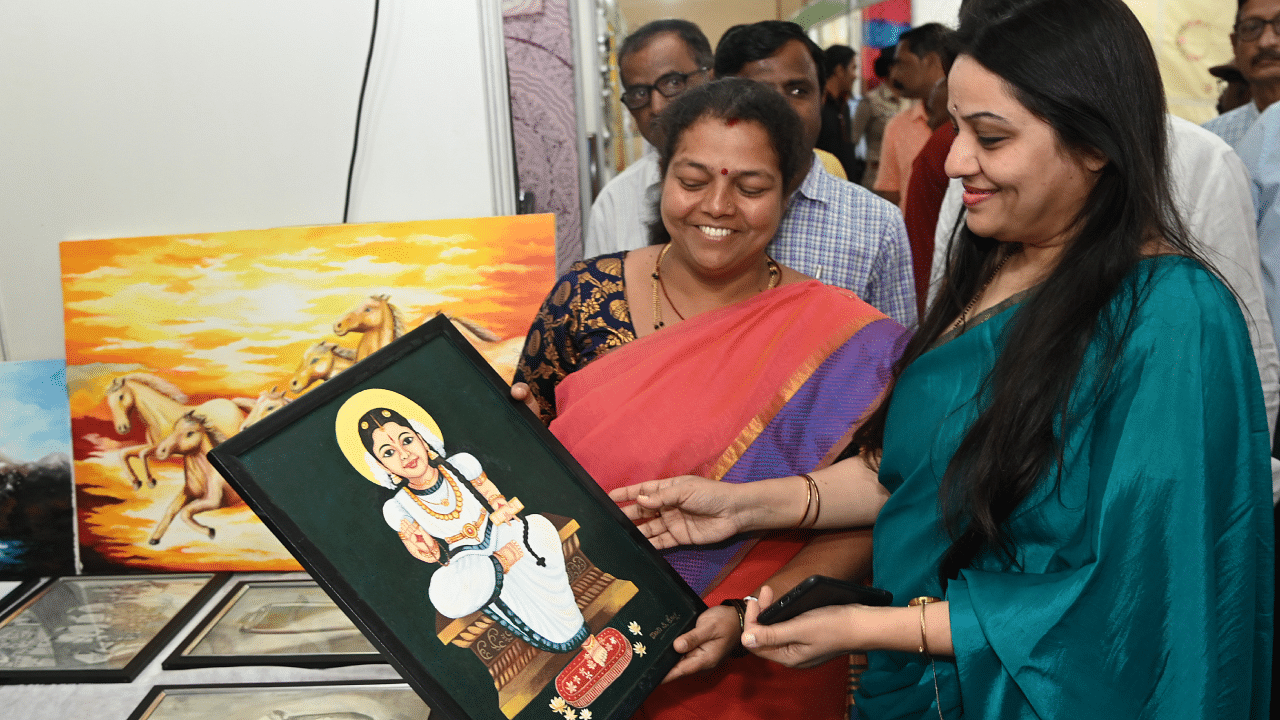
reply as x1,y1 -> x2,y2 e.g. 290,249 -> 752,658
1236,14 -> 1280,42
621,69 -> 708,110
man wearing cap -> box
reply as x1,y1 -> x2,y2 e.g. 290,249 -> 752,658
583,19 -> 712,258
1203,0 -> 1280,147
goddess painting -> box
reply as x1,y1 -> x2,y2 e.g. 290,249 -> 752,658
335,389 -> 608,664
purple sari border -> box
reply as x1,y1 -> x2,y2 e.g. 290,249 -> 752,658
664,317 -> 909,595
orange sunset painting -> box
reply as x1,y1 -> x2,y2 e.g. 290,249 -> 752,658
61,215 -> 557,571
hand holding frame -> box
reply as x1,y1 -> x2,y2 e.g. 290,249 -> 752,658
660,603 -> 743,683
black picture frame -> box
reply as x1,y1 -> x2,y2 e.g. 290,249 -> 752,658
208,316 -> 704,720
163,577 -> 385,669
0,577 -> 49,618
0,573 -> 225,683
124,679 -> 429,720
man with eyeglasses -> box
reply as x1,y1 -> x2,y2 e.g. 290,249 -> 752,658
583,19 -> 712,258
1203,0 -> 1280,147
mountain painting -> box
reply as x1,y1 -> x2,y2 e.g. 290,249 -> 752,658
0,359 -> 76,577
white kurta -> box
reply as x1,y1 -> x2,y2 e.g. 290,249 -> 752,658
382,453 -> 587,651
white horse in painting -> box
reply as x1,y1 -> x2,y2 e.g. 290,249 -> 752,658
104,373 -> 248,489
239,386 -> 291,429
150,410 -> 240,543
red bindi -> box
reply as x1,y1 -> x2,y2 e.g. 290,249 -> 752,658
726,117 -> 739,127
721,168 -> 729,175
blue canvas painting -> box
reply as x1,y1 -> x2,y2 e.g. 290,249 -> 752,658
0,359 -> 76,577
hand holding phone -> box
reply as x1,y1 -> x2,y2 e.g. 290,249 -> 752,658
755,575 -> 893,625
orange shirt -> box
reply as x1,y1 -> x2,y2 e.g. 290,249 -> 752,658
872,101 -> 932,211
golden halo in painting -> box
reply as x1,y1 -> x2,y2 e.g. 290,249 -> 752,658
335,388 -> 443,485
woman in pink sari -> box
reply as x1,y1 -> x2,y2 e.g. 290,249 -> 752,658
514,78 -> 909,720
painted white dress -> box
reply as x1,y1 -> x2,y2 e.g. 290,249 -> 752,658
382,453 -> 588,651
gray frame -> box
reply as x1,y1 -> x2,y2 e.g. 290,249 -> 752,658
125,680 -> 429,720
163,577 -> 384,669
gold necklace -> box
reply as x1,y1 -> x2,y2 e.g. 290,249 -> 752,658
421,488 -> 453,509
949,253 -> 1010,333
405,466 -> 463,521
650,243 -> 781,330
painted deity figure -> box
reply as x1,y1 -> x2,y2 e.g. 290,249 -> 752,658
335,389 -> 607,662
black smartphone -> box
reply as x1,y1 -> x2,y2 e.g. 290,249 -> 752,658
755,575 -> 893,625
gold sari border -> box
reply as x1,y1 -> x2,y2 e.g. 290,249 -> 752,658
705,312 -> 883,481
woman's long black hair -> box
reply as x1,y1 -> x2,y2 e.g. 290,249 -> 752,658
850,0 -> 1210,588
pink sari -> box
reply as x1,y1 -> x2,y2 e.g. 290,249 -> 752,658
551,281 -> 908,720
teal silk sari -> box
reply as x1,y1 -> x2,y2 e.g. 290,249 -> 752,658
859,257 -> 1274,718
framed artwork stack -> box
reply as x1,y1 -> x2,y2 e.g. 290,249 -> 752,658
0,574 -> 224,682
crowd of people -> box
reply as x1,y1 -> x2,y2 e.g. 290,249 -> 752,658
509,0 -> 1277,717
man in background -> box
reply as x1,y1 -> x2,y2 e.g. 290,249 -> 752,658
902,71 -> 955,316
1204,0 -> 1280,147
816,44 -> 862,181
716,21 -> 917,326
583,19 -> 712,258
873,23 -> 953,210
850,47 -> 904,189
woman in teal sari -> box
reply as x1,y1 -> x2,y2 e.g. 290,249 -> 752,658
610,0 -> 1274,717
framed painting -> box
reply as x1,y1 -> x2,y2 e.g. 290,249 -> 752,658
0,358 -> 76,577
0,573 -> 224,682
163,577 -> 383,669
209,316 -> 704,720
60,215 -> 556,573
125,680 -> 431,720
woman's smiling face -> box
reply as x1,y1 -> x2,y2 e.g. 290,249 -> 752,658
659,116 -> 787,280
370,421 -> 436,483
944,55 -> 1105,250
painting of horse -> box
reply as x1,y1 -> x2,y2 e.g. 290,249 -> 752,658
61,215 -> 555,571
290,308 -> 524,394
334,294 -> 405,361
429,311 -> 526,381
288,342 -> 357,394
149,410 -> 240,543
240,387 -> 291,429
104,373 -> 248,489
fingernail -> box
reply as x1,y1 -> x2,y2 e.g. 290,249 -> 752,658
742,633 -> 757,648
637,494 -> 649,501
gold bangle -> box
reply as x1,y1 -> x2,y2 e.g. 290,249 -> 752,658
792,474 -> 815,529
908,596 -> 940,656
806,473 -> 821,528
919,601 -> 931,659
908,596 -> 944,720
